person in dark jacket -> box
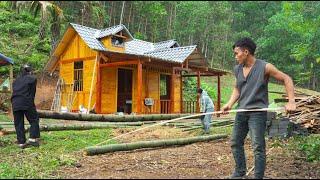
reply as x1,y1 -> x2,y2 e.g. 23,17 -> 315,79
197,88 -> 214,134
11,64 -> 40,149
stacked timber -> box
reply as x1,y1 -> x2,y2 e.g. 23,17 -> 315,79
272,89 -> 320,134
286,96 -> 320,134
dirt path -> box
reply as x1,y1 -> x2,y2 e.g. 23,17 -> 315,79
56,138 -> 320,179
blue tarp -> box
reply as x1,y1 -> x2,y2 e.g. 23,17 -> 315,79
0,53 -> 14,66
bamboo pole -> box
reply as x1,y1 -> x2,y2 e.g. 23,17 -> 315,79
2,123 -> 144,135
182,120 -> 234,132
85,134 -> 228,156
9,64 -> 13,92
37,110 -> 192,122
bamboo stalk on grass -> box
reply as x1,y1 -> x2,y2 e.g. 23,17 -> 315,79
0,122 -> 14,126
37,110 -> 191,122
182,120 -> 234,132
85,134 -> 228,156
1,123 -> 142,135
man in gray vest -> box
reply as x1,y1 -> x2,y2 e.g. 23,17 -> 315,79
222,37 -> 296,179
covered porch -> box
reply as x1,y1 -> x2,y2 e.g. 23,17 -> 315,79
94,48 -> 227,114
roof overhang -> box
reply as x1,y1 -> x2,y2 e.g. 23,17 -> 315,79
0,53 -> 14,66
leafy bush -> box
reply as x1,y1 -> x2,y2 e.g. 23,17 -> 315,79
296,134 -> 320,162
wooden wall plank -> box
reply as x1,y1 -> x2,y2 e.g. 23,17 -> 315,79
101,67 -> 117,113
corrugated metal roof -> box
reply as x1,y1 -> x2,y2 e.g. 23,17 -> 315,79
145,46 -> 197,63
125,39 -> 154,55
154,40 -> 178,50
56,23 -> 203,65
124,39 -> 195,63
70,23 -> 107,51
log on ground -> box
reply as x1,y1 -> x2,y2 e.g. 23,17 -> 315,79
37,110 -> 192,122
85,134 -> 228,156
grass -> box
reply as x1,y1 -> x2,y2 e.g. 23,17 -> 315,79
0,129 -> 115,179
270,134 -> 320,163
289,134 -> 320,162
0,114 -> 11,122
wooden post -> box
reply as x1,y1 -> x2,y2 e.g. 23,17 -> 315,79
137,60 -> 142,114
146,67 -> 149,98
196,71 -> 200,113
9,64 -> 13,92
87,54 -> 98,113
180,71 -> 183,113
96,54 -> 101,114
217,74 -> 221,113
170,68 -> 175,113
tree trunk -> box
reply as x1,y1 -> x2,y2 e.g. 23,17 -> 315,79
173,2 -> 177,38
119,1 -> 125,25
109,1 -> 113,26
85,134 -> 228,155
128,2 -> 133,30
145,18 -> 148,38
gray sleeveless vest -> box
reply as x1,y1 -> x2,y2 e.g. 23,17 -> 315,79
234,59 -> 269,109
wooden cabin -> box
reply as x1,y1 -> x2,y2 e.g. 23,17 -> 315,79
45,23 -> 227,114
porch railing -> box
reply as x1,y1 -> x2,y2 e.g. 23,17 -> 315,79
141,100 -> 198,114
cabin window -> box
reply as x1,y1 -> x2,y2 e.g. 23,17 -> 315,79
111,36 -> 124,47
74,61 -> 83,91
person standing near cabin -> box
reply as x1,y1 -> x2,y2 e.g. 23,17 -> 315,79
221,37 -> 296,179
11,64 -> 40,149
197,88 -> 214,134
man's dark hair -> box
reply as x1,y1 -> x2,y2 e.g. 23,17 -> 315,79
197,88 -> 203,94
232,37 -> 256,55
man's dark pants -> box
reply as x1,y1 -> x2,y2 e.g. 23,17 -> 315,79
13,107 -> 40,144
231,111 -> 267,179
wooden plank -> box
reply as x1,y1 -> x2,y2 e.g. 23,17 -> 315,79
274,97 -> 308,103
61,56 -> 97,64
100,60 -> 140,68
100,67 -> 117,113
60,34 -> 77,60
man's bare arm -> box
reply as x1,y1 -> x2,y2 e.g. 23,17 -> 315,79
266,63 -> 296,111
221,81 -> 240,113
227,87 -> 240,108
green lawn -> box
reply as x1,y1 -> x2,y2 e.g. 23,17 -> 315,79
0,129 -> 115,179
